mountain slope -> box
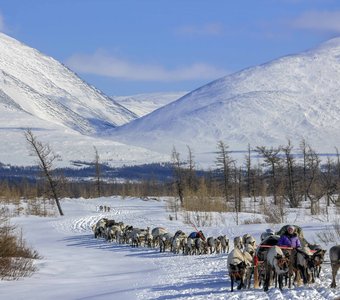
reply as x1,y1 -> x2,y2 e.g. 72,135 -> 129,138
0,33 -> 137,134
114,91 -> 187,117
0,33 -> 169,167
109,38 -> 340,160
0,102 -> 168,168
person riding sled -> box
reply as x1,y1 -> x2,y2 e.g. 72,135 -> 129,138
277,225 -> 301,270
277,225 -> 301,249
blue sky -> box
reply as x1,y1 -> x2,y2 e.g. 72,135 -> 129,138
1,0 -> 340,96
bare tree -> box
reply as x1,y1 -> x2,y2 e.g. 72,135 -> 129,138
216,141 -> 234,203
244,143 -> 257,202
305,146 -> 323,215
186,145 -> 197,192
300,139 -> 308,202
321,157 -> 338,207
282,140 -> 302,208
93,146 -> 101,197
171,147 -> 185,206
24,129 -> 64,216
252,161 -> 265,203
335,147 -> 340,180
256,146 -> 282,205
232,163 -> 242,225
334,147 -> 340,206
244,144 -> 252,198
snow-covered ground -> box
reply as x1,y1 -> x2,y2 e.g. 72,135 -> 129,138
1,196 -> 339,300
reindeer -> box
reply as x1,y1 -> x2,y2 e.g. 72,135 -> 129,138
172,230 -> 187,254
207,237 -> 219,254
233,236 -> 244,250
183,237 -> 195,255
217,235 -> 229,253
130,227 -> 150,247
194,237 -> 208,255
172,235 -> 182,254
115,227 -> 123,244
105,225 -> 121,242
243,244 -> 256,289
159,232 -> 173,252
330,245 -> 340,288
311,248 -> 327,280
93,218 -> 108,238
131,231 -> 141,247
151,227 -> 168,247
122,225 -> 134,244
243,233 -> 257,249
296,246 -> 314,285
264,246 -> 290,291
227,248 -> 248,291
215,238 -> 222,254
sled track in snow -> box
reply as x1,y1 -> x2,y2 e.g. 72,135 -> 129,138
52,207 -> 126,233
53,205 -> 162,234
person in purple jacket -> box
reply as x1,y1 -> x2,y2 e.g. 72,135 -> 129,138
277,225 -> 301,248
277,225 -> 301,268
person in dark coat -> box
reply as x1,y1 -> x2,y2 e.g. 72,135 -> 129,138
188,230 -> 205,240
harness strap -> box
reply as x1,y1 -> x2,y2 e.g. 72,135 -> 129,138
230,270 -> 243,279
258,245 -> 293,250
257,245 -> 317,253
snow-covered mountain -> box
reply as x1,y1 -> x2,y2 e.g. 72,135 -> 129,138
0,33 -> 168,167
2,32 -> 340,168
0,33 -> 137,135
109,37 -> 340,161
114,91 -> 187,117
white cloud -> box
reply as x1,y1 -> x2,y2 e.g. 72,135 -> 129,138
66,50 -> 227,81
291,11 -> 340,33
175,23 -> 223,36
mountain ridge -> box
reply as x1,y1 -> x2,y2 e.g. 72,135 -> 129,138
1,32 -> 340,167
108,37 -> 340,161
0,33 -> 168,167
0,33 -> 137,134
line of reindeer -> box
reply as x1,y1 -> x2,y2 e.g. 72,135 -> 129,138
91,218 -> 338,292
91,217 -> 229,255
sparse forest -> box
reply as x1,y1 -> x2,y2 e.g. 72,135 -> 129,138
0,134 -> 339,288
0,137 -> 339,220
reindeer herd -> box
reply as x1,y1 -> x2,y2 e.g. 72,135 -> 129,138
91,218 -> 339,292
91,217 -> 229,255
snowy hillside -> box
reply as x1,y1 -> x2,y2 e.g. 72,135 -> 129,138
0,104 -> 168,168
1,196 -> 339,299
3,32 -> 340,168
109,38 -> 340,162
0,33 -> 137,134
0,33 -> 170,167
114,91 -> 187,117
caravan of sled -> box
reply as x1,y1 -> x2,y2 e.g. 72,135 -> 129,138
91,218 -> 336,292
